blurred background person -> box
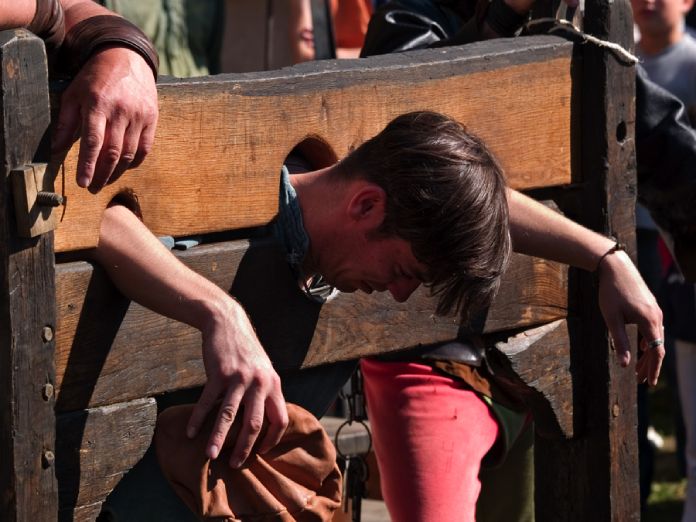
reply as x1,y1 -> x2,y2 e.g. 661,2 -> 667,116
633,0 -> 696,516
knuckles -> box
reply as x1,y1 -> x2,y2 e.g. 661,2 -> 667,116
103,145 -> 123,165
218,406 -> 238,424
246,416 -> 264,434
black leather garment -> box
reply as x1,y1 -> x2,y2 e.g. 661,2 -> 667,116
636,67 -> 696,280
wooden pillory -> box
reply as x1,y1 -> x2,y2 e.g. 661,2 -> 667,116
0,0 -> 639,519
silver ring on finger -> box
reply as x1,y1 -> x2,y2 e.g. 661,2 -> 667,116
647,338 -> 664,349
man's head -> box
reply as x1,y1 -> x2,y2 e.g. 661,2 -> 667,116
331,111 -> 511,320
633,0 -> 693,48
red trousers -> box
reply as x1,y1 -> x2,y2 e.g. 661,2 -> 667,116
361,359 -> 499,522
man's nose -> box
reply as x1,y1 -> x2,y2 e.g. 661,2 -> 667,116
388,278 -> 421,302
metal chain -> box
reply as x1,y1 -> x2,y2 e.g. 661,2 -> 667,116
335,368 -> 372,521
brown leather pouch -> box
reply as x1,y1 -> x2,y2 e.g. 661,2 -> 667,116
155,403 -> 342,521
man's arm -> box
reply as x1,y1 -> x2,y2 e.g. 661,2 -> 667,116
508,189 -> 664,385
53,0 -> 159,192
0,0 -> 36,27
1,0 -> 159,192
93,205 -> 288,467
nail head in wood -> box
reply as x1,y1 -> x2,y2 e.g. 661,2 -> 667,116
42,383 -> 54,401
42,325 -> 54,342
42,450 -> 55,468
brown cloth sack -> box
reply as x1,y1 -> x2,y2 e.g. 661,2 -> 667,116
154,403 -> 342,521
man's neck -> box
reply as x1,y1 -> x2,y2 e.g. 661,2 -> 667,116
639,26 -> 684,56
289,165 -> 341,276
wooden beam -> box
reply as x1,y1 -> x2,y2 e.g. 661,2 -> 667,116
486,319 -> 573,439
0,30 -> 58,522
55,398 -> 156,520
50,36 -> 573,252
54,237 -> 567,411
533,1 -> 640,519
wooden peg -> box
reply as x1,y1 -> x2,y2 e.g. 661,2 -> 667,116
11,163 -> 62,237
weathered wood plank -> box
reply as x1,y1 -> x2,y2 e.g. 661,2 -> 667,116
51,36 -> 573,252
54,237 -> 567,411
533,1 -> 640,520
486,319 -> 573,439
70,503 -> 102,522
0,30 -> 58,522
55,398 -> 157,521
481,255 -> 567,335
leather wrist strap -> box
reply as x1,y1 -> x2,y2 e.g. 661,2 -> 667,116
595,240 -> 626,272
27,0 -> 65,55
485,0 -> 528,37
57,15 -> 159,79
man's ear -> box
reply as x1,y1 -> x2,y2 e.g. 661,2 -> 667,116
346,183 -> 387,228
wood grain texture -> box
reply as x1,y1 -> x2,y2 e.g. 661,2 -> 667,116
55,398 -> 156,521
51,36 -> 573,252
69,503 -> 102,522
54,237 -> 567,411
532,1 -> 641,520
486,319 -> 573,439
0,29 -> 58,522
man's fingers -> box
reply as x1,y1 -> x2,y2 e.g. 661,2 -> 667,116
230,392 -> 266,468
131,119 -> 157,169
107,122 -> 141,185
638,337 -> 665,386
90,116 -> 129,192
606,315 -> 631,367
76,111 -> 107,189
257,388 -> 289,455
208,385 -> 245,461
52,98 -> 81,154
636,346 -> 650,383
187,383 -> 221,440
650,349 -> 665,386
636,314 -> 664,385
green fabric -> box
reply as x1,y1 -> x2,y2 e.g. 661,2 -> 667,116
100,0 -> 224,77
480,394 -> 529,468
477,419 -> 535,522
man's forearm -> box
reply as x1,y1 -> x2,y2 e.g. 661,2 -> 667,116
508,188 -> 664,385
0,1 -> 35,28
508,188 -> 616,272
93,204 -> 289,463
93,204 -> 238,333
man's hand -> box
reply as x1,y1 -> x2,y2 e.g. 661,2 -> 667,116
186,300 -> 289,468
597,250 -> 665,386
53,46 -> 158,192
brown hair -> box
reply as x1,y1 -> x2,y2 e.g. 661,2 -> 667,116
337,111 -> 511,320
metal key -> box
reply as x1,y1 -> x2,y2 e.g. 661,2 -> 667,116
341,455 -> 352,513
350,456 -> 367,522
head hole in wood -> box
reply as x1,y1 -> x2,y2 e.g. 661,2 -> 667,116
284,135 -> 338,173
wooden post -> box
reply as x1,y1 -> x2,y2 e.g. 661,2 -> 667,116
534,0 -> 639,520
0,30 -> 58,521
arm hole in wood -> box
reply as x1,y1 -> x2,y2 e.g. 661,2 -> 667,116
284,135 -> 338,173
107,188 -> 143,220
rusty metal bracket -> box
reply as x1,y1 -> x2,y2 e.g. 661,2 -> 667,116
11,163 -> 63,237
